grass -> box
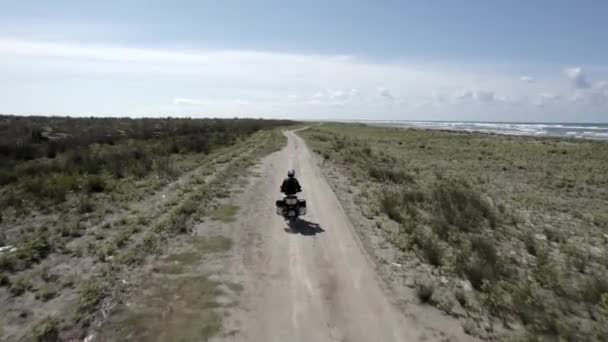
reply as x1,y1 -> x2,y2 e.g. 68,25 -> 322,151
165,251 -> 201,264
0,116 -> 294,341
192,235 -> 233,253
301,123 -> 608,340
416,278 -> 436,304
0,236 -> 53,272
30,316 -> 60,342
35,285 -> 58,302
76,278 -> 106,320
154,262 -> 187,274
368,165 -> 415,183
100,275 -> 223,342
85,175 -> 106,193
210,205 -> 240,222
0,116 -> 294,213
9,276 -> 33,296
59,221 -> 83,238
157,236 -> 233,274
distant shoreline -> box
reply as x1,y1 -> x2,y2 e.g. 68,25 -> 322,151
356,120 -> 608,142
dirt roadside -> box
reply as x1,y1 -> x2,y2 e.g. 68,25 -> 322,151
212,131 -> 475,342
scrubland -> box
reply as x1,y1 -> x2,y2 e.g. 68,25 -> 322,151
301,123 -> 608,341
0,115 -> 292,341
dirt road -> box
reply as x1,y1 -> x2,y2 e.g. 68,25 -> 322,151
219,131 -> 471,342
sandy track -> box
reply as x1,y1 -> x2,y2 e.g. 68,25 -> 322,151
219,131 -> 468,342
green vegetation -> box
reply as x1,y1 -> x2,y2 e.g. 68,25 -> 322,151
101,275 -> 223,342
0,115 -> 293,341
0,235 -> 53,272
35,285 -> 58,302
30,316 -> 60,342
210,204 -> 240,222
9,276 -> 32,296
415,278 -> 436,304
77,278 -> 105,320
301,123 -> 608,340
0,115 -> 291,209
192,235 -> 233,253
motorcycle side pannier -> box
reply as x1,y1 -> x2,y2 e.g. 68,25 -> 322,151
275,200 -> 284,215
298,199 -> 307,216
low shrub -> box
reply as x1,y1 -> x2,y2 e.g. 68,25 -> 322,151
23,177 -> 45,197
178,198 -> 198,216
35,286 -> 58,302
77,278 -> 105,317
59,221 -> 83,238
401,189 -> 426,204
368,165 -> 415,184
10,276 -> 32,296
78,195 -> 94,213
380,192 -> 404,223
581,273 -> 608,304
463,258 -> 496,291
600,293 -> 608,318
21,173 -> 79,202
432,177 -> 498,233
0,273 -> 10,287
0,236 -> 53,272
65,149 -> 102,175
85,175 -> 106,193
455,237 -> 500,291
112,227 -> 136,248
0,188 -> 22,209
421,239 -> 444,266
523,231 -> 537,256
455,288 -> 468,307
416,278 -> 436,303
0,169 -> 17,186
154,156 -> 178,179
45,174 -> 80,202
565,244 -> 591,273
31,316 -> 60,342
471,236 -> 498,266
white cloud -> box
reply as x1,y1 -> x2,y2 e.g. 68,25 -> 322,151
449,88 -> 518,105
306,88 -> 362,105
432,92 -> 448,104
377,87 -> 394,100
573,81 -> 608,106
453,89 -> 499,102
311,91 -> 325,99
455,90 -> 474,100
234,99 -> 250,105
520,76 -> 535,83
473,90 -> 496,102
533,92 -> 561,107
540,92 -> 560,100
561,74 -> 608,106
329,90 -> 347,100
0,38 -> 607,121
174,97 -> 250,106
173,98 -> 205,105
564,67 -> 590,89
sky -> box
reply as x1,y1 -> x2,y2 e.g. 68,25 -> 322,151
1,0 -> 607,122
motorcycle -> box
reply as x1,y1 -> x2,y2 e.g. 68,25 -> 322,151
275,195 -> 307,223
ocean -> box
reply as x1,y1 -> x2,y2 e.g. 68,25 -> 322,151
364,121 -> 608,141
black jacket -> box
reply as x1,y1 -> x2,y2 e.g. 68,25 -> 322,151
281,177 -> 302,195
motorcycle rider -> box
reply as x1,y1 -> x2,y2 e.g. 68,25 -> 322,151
281,169 -> 302,196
